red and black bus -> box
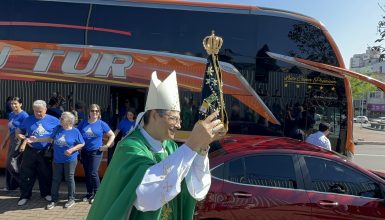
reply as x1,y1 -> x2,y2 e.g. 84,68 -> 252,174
1,0 -> 383,174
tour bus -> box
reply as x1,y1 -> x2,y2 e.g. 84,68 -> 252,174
1,0 -> 384,175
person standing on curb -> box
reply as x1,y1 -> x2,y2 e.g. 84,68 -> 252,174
4,97 -> 28,190
16,100 -> 60,206
28,112 -> 85,209
77,104 -> 115,204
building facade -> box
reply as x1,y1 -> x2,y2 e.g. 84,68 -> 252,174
350,48 -> 385,118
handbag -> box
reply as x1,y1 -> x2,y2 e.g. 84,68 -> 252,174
9,152 -> 23,174
44,127 -> 58,159
44,144 -> 54,159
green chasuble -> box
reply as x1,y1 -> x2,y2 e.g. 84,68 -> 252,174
87,129 -> 197,220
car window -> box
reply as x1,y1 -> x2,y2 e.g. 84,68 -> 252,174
227,154 -> 297,189
211,163 -> 225,179
304,156 -> 382,198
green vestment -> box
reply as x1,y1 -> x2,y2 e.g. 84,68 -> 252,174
87,129 -> 196,220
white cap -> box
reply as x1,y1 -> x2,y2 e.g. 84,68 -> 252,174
145,71 -> 180,112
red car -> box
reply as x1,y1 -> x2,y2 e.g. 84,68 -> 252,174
195,135 -> 385,220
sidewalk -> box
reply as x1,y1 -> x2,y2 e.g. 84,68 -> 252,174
0,173 -> 91,220
353,123 -> 385,145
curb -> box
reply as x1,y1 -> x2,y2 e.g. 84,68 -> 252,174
361,126 -> 385,132
354,126 -> 385,145
355,141 -> 385,145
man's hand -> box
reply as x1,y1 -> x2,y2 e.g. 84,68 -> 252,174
27,136 -> 38,143
17,134 -> 26,140
185,111 -> 227,153
19,139 -> 28,152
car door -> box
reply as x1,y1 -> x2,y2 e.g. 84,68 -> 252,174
215,154 -> 311,220
300,156 -> 385,219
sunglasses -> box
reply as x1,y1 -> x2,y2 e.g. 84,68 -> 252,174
90,110 -> 100,113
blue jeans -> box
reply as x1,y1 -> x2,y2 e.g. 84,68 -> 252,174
81,149 -> 103,195
51,160 -> 77,201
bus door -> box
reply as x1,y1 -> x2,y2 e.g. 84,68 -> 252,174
110,87 -> 146,130
266,51 -> 385,157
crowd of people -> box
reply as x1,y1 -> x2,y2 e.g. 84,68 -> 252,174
2,72 -> 334,220
3,70 -> 227,220
3,96 -> 140,210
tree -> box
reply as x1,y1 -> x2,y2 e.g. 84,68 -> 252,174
373,3 -> 385,60
349,74 -> 378,99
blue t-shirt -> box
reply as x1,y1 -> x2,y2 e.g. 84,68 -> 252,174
47,107 -> 63,119
77,112 -> 85,123
19,114 -> 60,149
118,119 -> 135,137
77,119 -> 111,151
51,127 -> 84,163
8,111 -> 29,135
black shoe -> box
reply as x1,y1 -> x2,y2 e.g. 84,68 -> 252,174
46,202 -> 56,210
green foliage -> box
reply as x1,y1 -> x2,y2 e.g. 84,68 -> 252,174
349,74 -> 378,99
373,3 -> 385,60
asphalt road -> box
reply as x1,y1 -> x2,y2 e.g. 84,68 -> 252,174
353,144 -> 385,172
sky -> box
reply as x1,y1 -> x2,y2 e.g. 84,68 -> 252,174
192,0 -> 384,68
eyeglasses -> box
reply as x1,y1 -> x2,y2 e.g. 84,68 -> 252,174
165,114 -> 182,125
90,110 -> 99,113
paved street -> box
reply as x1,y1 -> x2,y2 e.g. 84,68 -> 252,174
0,123 -> 383,219
0,175 -> 90,220
353,144 -> 385,172
352,123 -> 385,172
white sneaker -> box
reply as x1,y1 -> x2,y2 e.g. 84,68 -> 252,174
45,195 -> 52,202
46,202 -> 56,210
18,198 -> 28,206
64,200 -> 75,209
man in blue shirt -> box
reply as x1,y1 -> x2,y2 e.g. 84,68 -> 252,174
16,100 -> 60,206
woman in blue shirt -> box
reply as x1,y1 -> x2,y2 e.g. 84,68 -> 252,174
77,104 -> 115,204
114,108 -> 136,137
29,111 -> 85,209
5,97 -> 28,190
109,108 -> 136,164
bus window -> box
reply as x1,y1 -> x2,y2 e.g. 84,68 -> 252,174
11,1 -> 89,44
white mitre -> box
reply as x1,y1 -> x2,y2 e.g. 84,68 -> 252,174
134,71 -> 180,129
145,70 -> 180,112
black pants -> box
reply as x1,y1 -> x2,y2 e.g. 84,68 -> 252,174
5,134 -> 21,190
19,146 -> 52,199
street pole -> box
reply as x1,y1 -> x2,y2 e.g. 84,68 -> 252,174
361,94 -> 364,116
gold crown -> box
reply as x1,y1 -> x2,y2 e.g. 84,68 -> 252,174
203,31 -> 223,55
